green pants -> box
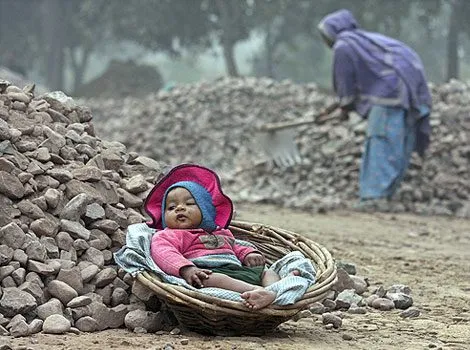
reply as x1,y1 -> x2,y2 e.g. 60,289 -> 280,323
210,265 -> 265,286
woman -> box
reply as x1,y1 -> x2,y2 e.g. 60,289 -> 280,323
318,9 -> 432,210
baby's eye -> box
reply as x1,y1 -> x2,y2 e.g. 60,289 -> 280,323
167,205 -> 176,210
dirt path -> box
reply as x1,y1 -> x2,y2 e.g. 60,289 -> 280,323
6,203 -> 470,350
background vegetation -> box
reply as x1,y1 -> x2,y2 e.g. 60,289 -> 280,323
1,0 -> 469,95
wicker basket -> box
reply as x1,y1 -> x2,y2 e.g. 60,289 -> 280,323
136,220 -> 337,336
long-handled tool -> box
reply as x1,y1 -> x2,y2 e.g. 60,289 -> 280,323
257,102 -> 340,167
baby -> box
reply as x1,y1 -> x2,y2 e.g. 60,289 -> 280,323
148,165 -> 282,310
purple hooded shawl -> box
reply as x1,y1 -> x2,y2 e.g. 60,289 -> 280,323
318,9 -> 432,116
318,9 -> 432,155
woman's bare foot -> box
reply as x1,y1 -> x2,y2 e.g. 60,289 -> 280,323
241,288 -> 276,310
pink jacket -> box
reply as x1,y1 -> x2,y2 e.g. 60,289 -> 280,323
150,227 -> 257,277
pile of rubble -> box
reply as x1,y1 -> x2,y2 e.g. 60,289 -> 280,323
0,77 -> 425,338
0,80 -> 173,336
85,77 -> 470,218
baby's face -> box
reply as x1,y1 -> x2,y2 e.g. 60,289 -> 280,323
164,187 -> 202,230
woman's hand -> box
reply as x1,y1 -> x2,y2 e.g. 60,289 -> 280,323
180,266 -> 212,288
243,253 -> 266,267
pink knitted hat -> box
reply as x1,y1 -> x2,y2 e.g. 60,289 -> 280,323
144,164 -> 233,230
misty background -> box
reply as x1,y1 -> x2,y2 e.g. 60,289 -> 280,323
0,0 -> 469,97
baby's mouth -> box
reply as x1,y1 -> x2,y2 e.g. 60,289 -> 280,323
176,214 -> 187,221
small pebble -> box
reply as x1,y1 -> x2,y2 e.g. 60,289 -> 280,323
68,327 -> 80,335
133,327 -> 147,334
180,339 -> 189,345
399,307 -> 420,318
309,302 -> 326,314
371,297 -> 395,311
322,312 -> 342,329
348,305 -> 367,314
342,333 -> 354,341
322,299 -> 336,311
170,327 -> 181,335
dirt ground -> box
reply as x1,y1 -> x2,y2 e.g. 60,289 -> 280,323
6,203 -> 470,350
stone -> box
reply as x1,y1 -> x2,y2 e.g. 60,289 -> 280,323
36,298 -> 64,320
44,188 -> 61,208
75,316 -> 98,332
386,292 -> 413,310
27,260 -> 55,276
333,268 -> 356,292
30,218 -> 59,237
9,319 -> 29,338
322,312 -> 342,329
80,264 -> 100,283
88,301 -> 111,331
81,247 -> 104,268
28,318 -> 43,334
42,314 -> 71,334
67,295 -> 92,308
70,305 -> 92,321
399,307 -> 421,318
107,304 -> 128,328
72,166 -> 102,182
17,200 -> 44,219
47,280 -> 78,305
350,275 -> 368,295
309,302 -> 326,315
387,284 -> 412,295
0,288 -> 37,317
94,267 -> 117,288
13,249 -> 28,266
60,219 -> 91,240
55,231 -> 74,251
335,289 -> 363,309
111,287 -> 128,306
124,309 -> 165,333
24,241 -> 47,262
0,171 -> 25,199
18,281 -> 45,304
0,223 -> 26,249
11,267 -> 26,285
56,267 -> 84,294
371,297 -> 395,311
60,193 -> 89,221
0,246 -> 14,265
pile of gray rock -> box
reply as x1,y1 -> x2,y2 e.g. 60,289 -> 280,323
0,77 -> 423,338
0,80 -> 172,336
85,77 -> 470,217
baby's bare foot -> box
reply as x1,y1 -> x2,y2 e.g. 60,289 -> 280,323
290,270 -> 300,276
241,288 -> 276,310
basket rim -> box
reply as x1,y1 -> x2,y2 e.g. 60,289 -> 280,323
137,220 -> 337,318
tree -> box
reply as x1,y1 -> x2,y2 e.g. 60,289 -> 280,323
39,0 -> 67,90
0,0 -> 39,76
64,0 -> 113,92
208,0 -> 253,76
446,0 -> 470,81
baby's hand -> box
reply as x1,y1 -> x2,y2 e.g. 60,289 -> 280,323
180,266 -> 212,288
243,253 -> 265,267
